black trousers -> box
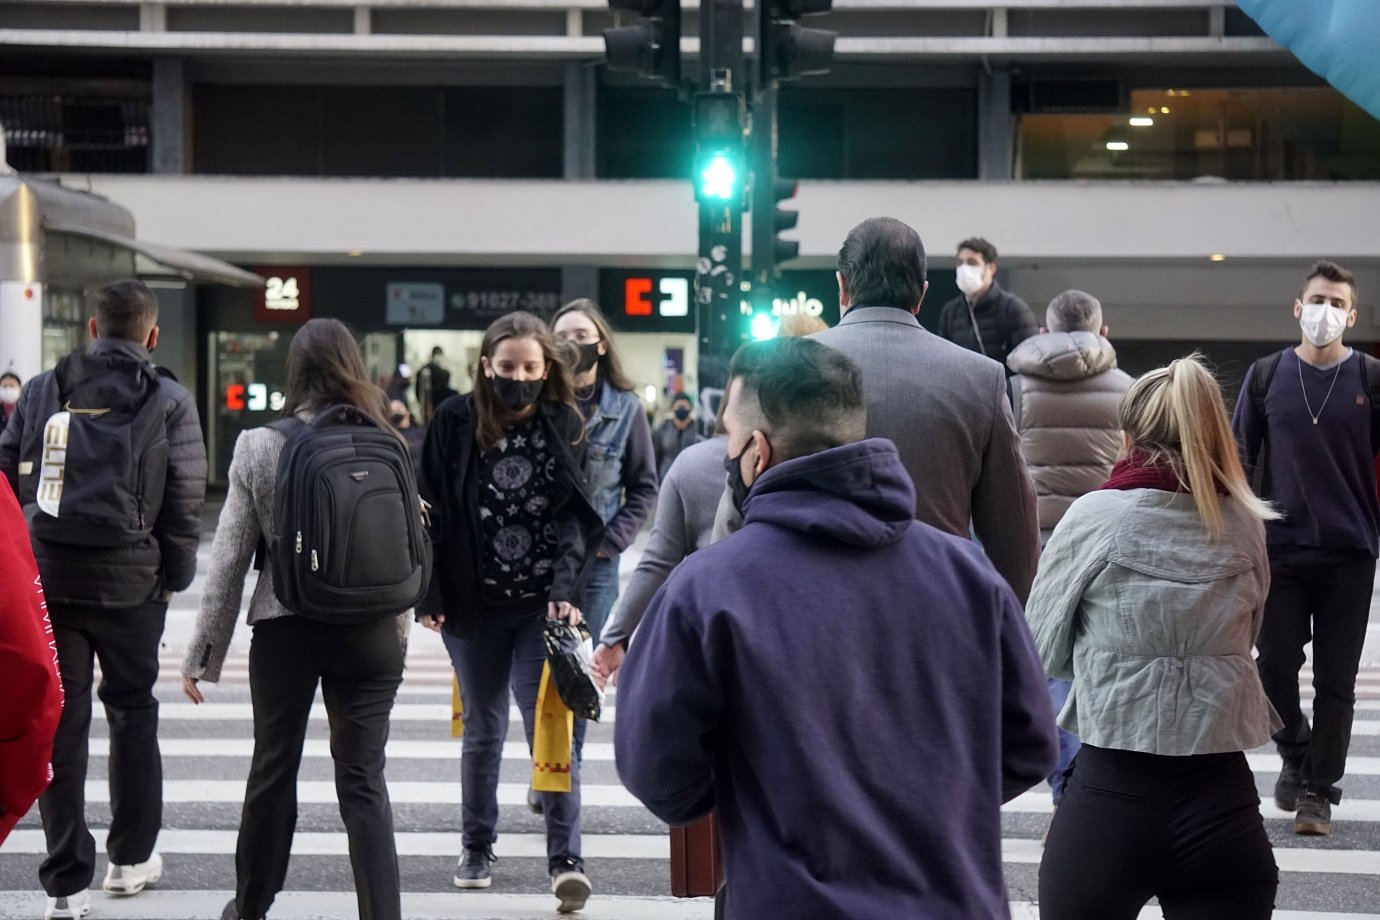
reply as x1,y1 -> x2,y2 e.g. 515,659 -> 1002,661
39,599 -> 167,898
236,615 -> 405,920
1039,745 -> 1277,920
1256,546 -> 1376,796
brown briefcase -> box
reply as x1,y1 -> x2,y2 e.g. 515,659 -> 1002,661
669,811 -> 724,897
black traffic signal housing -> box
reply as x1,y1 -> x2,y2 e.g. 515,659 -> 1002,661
693,91 -> 747,206
752,170 -> 799,277
759,0 -> 837,86
603,0 -> 682,90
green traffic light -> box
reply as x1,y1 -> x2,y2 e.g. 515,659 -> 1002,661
698,151 -> 740,201
750,313 -> 779,341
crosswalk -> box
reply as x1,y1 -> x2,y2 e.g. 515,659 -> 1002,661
3,534 -> 1380,919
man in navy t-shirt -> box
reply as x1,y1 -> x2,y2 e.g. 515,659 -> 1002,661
1232,259 -> 1379,837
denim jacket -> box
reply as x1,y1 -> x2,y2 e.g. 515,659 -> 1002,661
582,381 -> 658,554
1026,488 -> 1282,756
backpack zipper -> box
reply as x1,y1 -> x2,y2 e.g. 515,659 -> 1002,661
295,531 -> 303,553
311,549 -> 319,572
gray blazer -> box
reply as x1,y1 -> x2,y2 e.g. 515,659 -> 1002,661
813,306 -> 1039,599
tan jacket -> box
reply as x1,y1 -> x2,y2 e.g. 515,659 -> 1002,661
1007,331 -> 1133,538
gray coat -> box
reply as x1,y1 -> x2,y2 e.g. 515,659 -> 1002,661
1006,331 -> 1134,539
1026,488 -> 1281,755
813,307 -> 1039,599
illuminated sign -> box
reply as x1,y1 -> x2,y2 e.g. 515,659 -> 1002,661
602,271 -> 696,333
623,276 -> 690,318
225,383 -> 285,413
253,267 -> 312,323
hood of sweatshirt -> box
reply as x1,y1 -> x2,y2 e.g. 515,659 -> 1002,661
741,438 -> 915,549
1006,330 -> 1118,382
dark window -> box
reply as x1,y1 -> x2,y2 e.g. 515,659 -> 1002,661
193,85 -> 562,178
0,94 -> 150,172
780,88 -> 978,179
597,87 -> 692,179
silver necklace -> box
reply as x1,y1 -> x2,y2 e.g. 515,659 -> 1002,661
1298,354 -> 1344,425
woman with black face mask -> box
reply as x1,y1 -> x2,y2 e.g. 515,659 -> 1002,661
416,311 -> 604,913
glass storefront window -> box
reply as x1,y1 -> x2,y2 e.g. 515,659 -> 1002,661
1018,87 -> 1380,180
207,330 -> 288,484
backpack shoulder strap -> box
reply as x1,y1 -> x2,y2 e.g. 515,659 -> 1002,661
1359,352 -> 1380,455
1250,350 -> 1284,421
266,417 -> 302,439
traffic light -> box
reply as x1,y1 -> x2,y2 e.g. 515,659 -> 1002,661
759,0 -> 837,85
603,0 -> 681,89
753,171 -> 800,272
692,92 -> 746,205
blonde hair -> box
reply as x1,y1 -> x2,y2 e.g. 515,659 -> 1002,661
1118,354 -> 1278,538
778,313 -> 829,337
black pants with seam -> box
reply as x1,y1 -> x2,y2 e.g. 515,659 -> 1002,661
1255,546 -> 1376,796
1039,745 -> 1277,920
235,614 -> 404,920
39,599 -> 167,898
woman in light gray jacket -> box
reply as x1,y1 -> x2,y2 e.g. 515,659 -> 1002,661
1027,355 -> 1281,920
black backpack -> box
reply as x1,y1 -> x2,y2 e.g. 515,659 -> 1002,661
268,405 -> 431,624
27,353 -> 169,547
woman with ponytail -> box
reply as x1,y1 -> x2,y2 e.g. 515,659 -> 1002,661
1026,354 -> 1281,919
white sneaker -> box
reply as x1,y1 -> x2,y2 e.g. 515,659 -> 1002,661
551,864 -> 591,913
44,891 -> 91,920
102,851 -> 163,896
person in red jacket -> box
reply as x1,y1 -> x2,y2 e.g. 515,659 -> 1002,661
0,475 -> 63,846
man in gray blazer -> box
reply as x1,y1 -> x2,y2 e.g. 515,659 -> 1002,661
813,216 -> 1039,599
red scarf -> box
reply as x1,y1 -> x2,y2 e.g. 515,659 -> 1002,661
1101,452 -> 1188,493
1101,451 -> 1228,495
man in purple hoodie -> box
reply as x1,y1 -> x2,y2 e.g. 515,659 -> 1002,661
615,336 -> 1056,920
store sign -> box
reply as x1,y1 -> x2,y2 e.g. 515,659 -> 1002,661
599,271 -> 697,333
225,382 -> 285,413
253,267 -> 312,323
386,282 -> 445,325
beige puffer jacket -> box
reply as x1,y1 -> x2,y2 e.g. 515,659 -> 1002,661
1007,331 -> 1134,538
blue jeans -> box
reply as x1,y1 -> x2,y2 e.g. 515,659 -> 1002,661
442,613 -> 582,871
578,553 -> 621,644
1047,678 -> 1080,803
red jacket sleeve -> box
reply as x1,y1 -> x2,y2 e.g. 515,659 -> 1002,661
0,476 -> 63,845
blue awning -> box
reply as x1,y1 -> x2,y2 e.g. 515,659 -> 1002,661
1237,0 -> 1380,120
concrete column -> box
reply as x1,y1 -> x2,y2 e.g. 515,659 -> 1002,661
560,265 -> 599,306
563,62 -> 597,180
151,57 -> 190,174
977,68 -> 1014,180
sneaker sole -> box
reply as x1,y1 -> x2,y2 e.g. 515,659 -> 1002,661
1295,820 -> 1332,836
103,870 -> 161,897
45,906 -> 91,920
453,876 -> 492,889
554,877 -> 590,913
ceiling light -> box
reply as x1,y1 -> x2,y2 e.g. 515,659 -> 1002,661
1105,141 -> 1130,152
1160,106 -> 1171,114
1130,117 -> 1154,127
1209,253 -> 1227,262
348,250 -> 363,257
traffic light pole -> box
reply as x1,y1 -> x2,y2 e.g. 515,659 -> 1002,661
695,0 -> 745,391
749,80 -> 780,318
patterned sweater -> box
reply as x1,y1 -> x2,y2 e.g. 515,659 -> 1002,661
181,422 -> 409,683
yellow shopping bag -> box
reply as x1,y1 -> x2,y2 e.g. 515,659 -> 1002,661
451,674 -> 463,738
532,661 -> 573,793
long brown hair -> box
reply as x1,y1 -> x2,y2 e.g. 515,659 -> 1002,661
281,318 -> 396,435
552,299 -> 635,392
474,311 -> 578,452
1118,354 -> 1278,539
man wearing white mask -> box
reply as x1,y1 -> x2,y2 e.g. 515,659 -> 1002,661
936,237 -> 1037,373
1233,259 -> 1379,838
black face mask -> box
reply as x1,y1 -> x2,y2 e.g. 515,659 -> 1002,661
390,412 -> 407,427
724,439 -> 754,514
574,342 -> 602,375
491,375 -> 545,412
673,406 -> 692,421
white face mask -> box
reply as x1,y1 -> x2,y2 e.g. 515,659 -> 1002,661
1299,301 -> 1350,348
956,263 -> 987,297
0,386 -> 17,404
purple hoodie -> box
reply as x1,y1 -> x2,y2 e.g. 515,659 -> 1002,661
615,438 -> 1055,920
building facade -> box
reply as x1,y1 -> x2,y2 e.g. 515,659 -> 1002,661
2,0 -> 1378,479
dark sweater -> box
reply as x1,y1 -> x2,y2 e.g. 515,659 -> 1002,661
615,438 -> 1056,920
1233,348 -> 1380,557
936,281 -> 1039,373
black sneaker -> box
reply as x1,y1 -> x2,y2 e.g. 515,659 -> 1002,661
1294,789 -> 1332,836
1274,762 -> 1302,811
453,847 -> 495,889
550,857 -> 591,913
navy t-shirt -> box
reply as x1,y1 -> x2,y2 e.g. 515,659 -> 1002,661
1233,348 -> 1380,556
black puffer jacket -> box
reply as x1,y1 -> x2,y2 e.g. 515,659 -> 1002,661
0,339 -> 207,607
936,281 -> 1039,373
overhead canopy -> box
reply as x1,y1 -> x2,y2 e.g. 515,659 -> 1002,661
44,221 -> 264,288
1237,0 -> 1380,120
